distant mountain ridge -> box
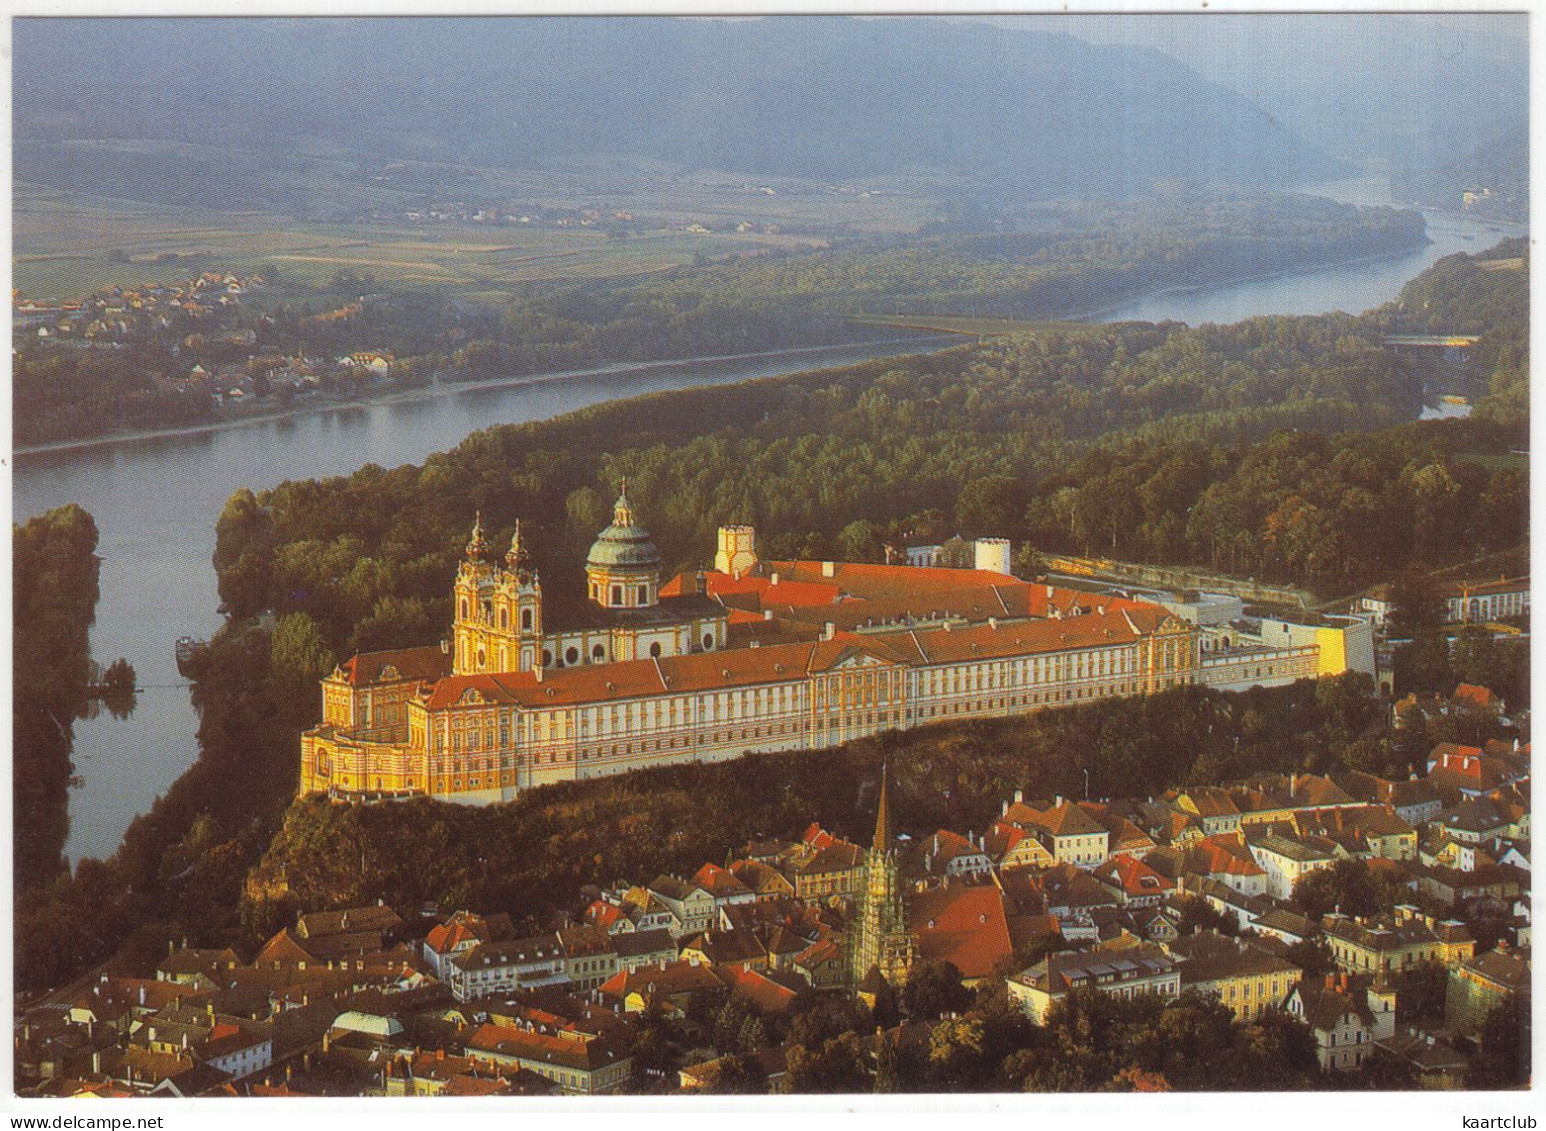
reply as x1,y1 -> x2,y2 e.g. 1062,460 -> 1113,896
14,16 -> 1345,211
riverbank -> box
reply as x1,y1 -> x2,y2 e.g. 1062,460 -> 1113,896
14,335 -> 957,458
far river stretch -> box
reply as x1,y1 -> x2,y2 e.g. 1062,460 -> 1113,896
14,177 -> 1523,864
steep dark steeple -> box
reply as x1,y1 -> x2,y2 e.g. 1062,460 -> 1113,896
872,762 -> 893,855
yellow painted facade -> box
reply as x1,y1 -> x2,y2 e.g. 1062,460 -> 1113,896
295,511 -> 1337,807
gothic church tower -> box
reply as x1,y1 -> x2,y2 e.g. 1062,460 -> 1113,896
852,763 -> 915,989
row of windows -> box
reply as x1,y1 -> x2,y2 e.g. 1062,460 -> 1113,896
458,597 -> 536,631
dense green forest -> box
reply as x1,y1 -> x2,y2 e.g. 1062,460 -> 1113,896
12,505 -> 101,892
13,194 -> 1423,446
211,241 -> 1525,666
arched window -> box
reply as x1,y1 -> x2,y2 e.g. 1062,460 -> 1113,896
565,646 -> 579,665
702,633 -> 714,651
542,649 -> 553,668
637,585 -> 648,604
611,584 -> 623,605
521,608 -> 533,631
650,642 -> 662,658
592,644 -> 606,662
459,598 -> 468,619
499,607 -> 508,629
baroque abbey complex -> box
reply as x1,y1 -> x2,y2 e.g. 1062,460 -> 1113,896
300,487 -> 1357,803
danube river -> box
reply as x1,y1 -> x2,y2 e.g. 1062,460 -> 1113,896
14,180 -> 1522,864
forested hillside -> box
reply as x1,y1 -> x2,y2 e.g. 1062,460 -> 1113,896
14,17 -> 1342,210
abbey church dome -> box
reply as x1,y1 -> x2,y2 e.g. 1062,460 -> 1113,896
586,483 -> 660,571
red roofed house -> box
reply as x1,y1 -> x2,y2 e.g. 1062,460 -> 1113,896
910,883 -> 1014,985
1008,938 -> 1180,1023
1092,854 -> 1174,907
466,1023 -> 631,1095
692,862 -> 756,910
908,829 -> 993,879
1003,799 -> 1110,867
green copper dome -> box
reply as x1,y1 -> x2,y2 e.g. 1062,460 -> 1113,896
586,484 -> 660,570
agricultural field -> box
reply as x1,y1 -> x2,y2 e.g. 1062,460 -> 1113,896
14,164 -> 942,302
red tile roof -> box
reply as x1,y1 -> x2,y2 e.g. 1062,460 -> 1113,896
910,884 -> 1013,980
692,862 -> 752,900
712,964 -> 804,1014
338,645 -> 451,688
1094,854 -> 1174,898
423,634 -> 900,710
1454,684 -> 1502,709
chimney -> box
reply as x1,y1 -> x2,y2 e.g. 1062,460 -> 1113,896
822,561 -> 836,578
770,572 -> 780,586
823,622 -> 836,641
1325,973 -> 1335,990
989,617 -> 998,630
1339,973 -> 1349,992
763,609 -> 773,621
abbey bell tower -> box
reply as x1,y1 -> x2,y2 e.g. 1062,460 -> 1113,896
452,514 -> 545,676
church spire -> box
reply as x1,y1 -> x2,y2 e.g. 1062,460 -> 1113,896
465,511 -> 490,561
505,518 -> 532,573
873,761 -> 893,855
